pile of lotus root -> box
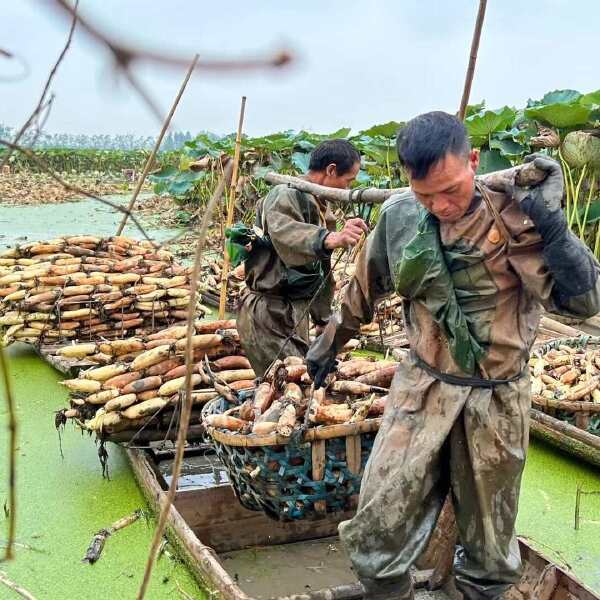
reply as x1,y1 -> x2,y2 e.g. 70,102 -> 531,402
204,355 -> 398,437
0,235 -> 207,346
55,319 -> 251,437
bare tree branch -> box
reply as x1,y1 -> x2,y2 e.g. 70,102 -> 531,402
28,95 -> 56,149
0,49 -> 30,83
51,0 -> 292,73
120,67 -> 165,125
0,1 -> 78,168
136,163 -> 234,600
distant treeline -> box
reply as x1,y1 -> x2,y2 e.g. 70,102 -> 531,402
0,124 -> 194,151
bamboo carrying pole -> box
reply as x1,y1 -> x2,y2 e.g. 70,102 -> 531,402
458,0 -> 488,121
116,54 -> 199,236
136,162 -> 234,600
430,1 -> 488,588
265,162 -> 546,204
218,96 -> 247,319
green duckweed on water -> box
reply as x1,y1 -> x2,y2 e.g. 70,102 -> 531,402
0,344 -> 204,599
518,439 -> 600,590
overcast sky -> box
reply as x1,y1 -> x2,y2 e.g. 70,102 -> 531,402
2,1 -> 598,137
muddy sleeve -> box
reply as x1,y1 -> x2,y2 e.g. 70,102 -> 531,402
508,222 -> 600,319
264,187 -> 331,267
316,200 -> 401,351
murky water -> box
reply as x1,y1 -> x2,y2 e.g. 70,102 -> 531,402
157,453 -> 230,490
0,193 -> 177,251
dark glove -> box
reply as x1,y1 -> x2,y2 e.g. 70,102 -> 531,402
307,314 -> 358,388
306,349 -> 337,389
306,328 -> 338,389
507,153 -> 566,241
504,153 -> 598,303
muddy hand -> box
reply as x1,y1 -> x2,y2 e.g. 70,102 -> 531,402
324,218 -> 368,250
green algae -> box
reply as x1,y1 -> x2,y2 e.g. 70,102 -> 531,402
0,344 -> 204,599
518,440 -> 600,590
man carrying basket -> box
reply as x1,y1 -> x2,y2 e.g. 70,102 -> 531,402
307,111 -> 600,599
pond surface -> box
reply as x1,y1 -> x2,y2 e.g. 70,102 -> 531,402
0,344 -> 204,600
0,193 -> 176,251
517,439 -> 600,590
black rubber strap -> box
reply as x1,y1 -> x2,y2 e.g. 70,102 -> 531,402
411,352 -> 524,388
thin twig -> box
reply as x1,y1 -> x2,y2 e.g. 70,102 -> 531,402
136,162 -> 234,600
176,580 -> 198,600
0,140 -> 155,245
0,347 -> 16,562
0,1 -> 78,168
0,572 -> 37,600
51,0 -> 292,73
28,96 -> 56,149
82,509 -> 142,564
117,54 -> 199,235
119,66 -> 165,125
218,96 -> 247,319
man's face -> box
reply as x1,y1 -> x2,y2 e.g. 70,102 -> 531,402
409,150 -> 479,222
321,161 -> 361,189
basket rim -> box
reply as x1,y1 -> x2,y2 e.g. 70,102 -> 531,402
532,335 -> 600,412
203,398 -> 382,447
533,335 -> 600,354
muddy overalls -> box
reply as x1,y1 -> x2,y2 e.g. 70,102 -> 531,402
237,184 -> 336,377
311,183 -> 600,599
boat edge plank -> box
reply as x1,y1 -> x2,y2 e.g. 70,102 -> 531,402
126,447 -> 251,600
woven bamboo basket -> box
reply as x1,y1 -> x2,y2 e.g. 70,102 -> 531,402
532,336 -> 600,434
202,394 -> 382,521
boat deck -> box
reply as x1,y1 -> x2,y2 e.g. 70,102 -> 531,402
141,445 -> 600,600
222,537 -> 449,599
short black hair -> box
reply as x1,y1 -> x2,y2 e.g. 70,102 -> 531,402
308,139 -> 360,175
396,111 -> 470,180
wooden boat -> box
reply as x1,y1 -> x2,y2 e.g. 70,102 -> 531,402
35,342 -> 97,376
530,408 -> 600,469
126,445 -> 600,600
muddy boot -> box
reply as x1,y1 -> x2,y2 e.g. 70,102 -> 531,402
361,576 -> 414,600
